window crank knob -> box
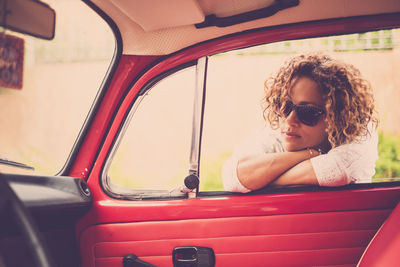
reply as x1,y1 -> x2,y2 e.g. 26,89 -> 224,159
184,174 -> 199,190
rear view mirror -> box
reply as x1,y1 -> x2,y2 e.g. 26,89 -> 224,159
0,0 -> 55,40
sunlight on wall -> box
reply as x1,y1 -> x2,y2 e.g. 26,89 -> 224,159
0,0 -> 114,174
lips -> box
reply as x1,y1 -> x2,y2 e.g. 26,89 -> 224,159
285,132 -> 301,137
283,131 -> 301,141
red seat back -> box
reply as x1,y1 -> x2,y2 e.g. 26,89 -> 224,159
358,202 -> 400,267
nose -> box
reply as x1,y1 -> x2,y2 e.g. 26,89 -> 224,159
285,109 -> 301,127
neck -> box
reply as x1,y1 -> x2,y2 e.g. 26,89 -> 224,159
315,138 -> 331,154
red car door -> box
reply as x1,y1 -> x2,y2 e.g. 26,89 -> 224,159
73,8 -> 400,267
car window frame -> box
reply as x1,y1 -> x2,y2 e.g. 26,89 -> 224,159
102,60 -> 198,200
99,13 -> 400,200
60,0 -> 123,177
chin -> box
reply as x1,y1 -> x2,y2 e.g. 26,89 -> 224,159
283,143 -> 304,152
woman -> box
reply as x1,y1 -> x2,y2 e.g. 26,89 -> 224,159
222,52 -> 379,192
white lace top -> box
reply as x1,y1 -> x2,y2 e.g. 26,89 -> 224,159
222,125 -> 378,192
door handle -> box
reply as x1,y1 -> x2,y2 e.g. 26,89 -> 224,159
173,246 -> 215,267
123,254 -> 156,267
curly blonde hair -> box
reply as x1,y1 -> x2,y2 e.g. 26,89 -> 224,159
263,52 -> 378,148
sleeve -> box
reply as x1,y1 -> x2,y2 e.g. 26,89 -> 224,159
310,127 -> 379,186
222,126 -> 280,192
222,156 -> 251,193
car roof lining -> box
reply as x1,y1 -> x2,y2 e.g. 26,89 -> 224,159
90,0 -> 400,55
109,0 -> 205,32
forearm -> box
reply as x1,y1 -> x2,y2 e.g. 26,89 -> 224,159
237,149 -> 313,190
271,159 -> 318,186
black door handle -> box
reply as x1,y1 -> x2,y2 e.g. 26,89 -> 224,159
173,246 -> 215,267
123,254 -> 156,267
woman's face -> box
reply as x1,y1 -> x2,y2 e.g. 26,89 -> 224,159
280,76 -> 328,152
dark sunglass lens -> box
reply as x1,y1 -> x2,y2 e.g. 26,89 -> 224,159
281,101 -> 293,117
296,106 -> 322,126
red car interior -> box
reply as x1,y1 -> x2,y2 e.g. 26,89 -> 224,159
74,13 -> 400,267
1,0 -> 400,266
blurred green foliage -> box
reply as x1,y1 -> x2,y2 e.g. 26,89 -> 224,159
200,152 -> 231,191
373,131 -> 400,181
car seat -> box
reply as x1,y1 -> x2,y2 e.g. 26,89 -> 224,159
357,201 -> 400,266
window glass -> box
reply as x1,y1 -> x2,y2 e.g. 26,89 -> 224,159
0,0 -> 114,174
106,29 -> 400,196
200,29 -> 400,191
107,67 -> 196,192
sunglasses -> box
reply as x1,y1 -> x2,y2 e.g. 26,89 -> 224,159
279,100 -> 325,126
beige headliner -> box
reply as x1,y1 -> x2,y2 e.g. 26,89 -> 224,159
91,0 -> 400,56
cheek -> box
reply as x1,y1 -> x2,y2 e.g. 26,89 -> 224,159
313,122 -> 328,143
304,122 -> 328,143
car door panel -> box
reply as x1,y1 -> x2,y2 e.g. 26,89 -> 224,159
85,212 -> 384,267
79,185 -> 400,267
